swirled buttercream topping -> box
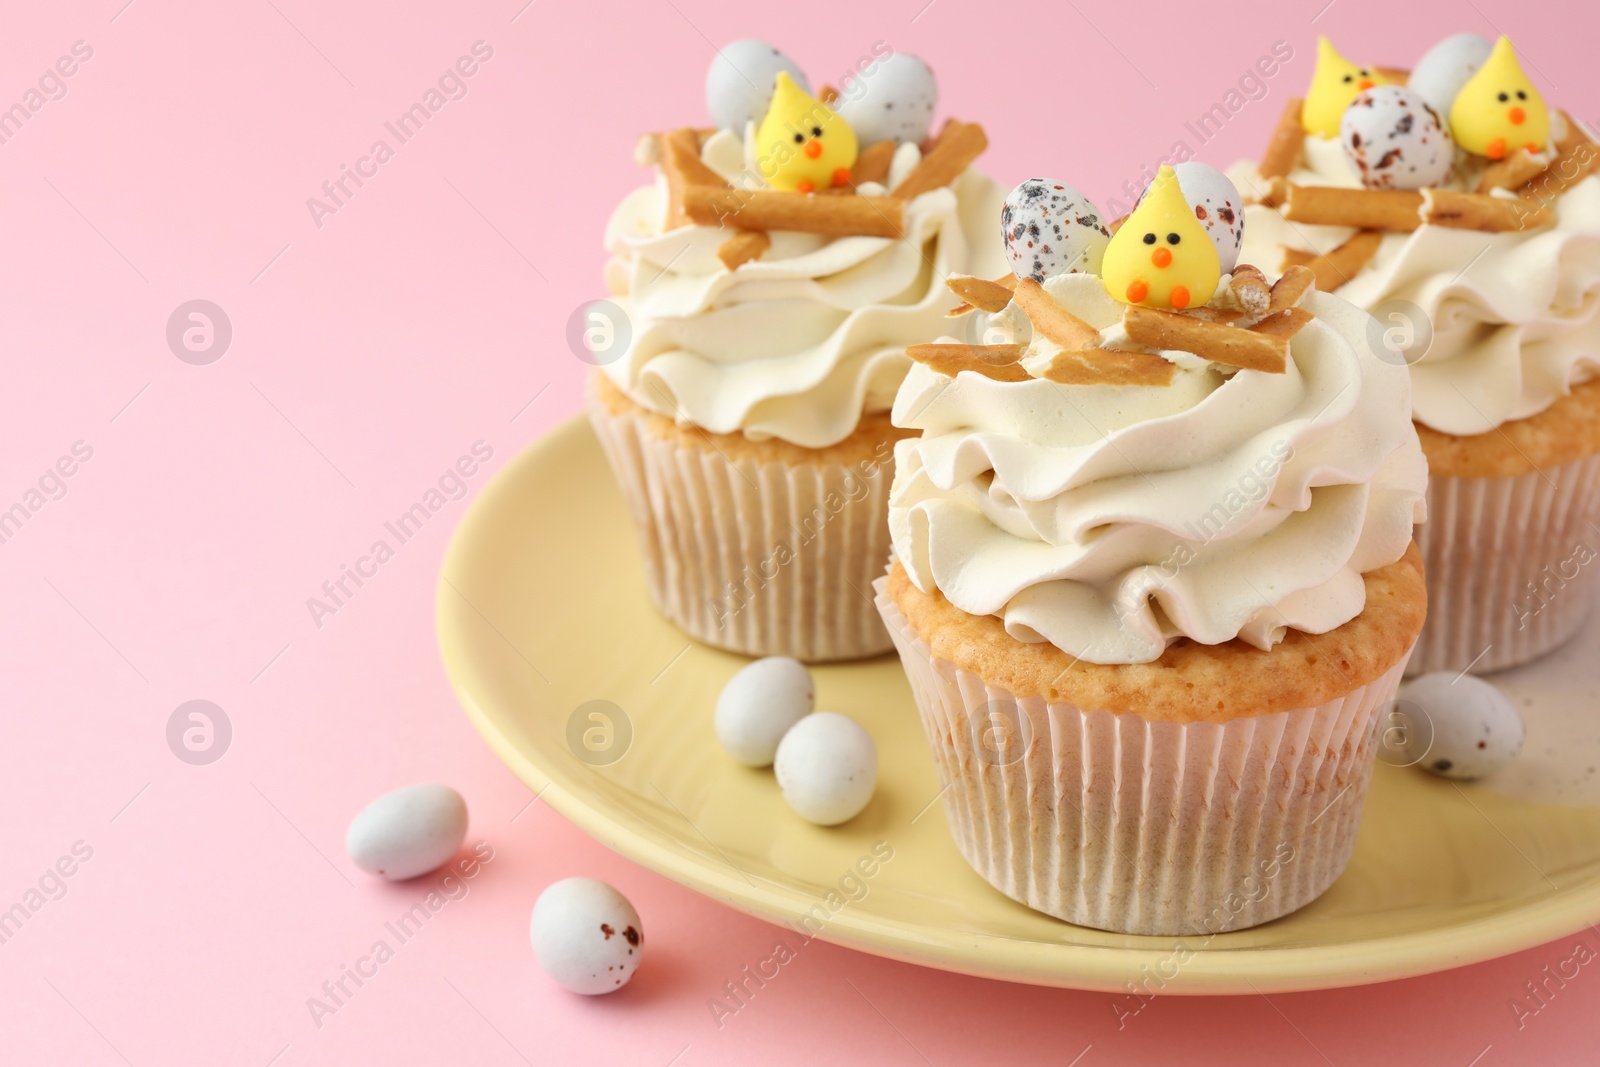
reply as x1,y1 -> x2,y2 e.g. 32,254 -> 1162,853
1232,119 -> 1600,435
888,273 -> 1427,664
601,130 -> 1007,448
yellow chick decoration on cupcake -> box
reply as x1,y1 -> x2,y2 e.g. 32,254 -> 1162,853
1449,37 -> 1550,160
756,72 -> 859,193
1302,37 -> 1389,138
1102,167 -> 1220,311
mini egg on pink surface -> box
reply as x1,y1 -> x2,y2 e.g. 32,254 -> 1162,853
1341,86 -> 1453,190
345,783 -> 468,881
531,877 -> 644,995
1000,179 -> 1111,282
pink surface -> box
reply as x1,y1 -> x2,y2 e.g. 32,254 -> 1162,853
3,1 -> 1597,1063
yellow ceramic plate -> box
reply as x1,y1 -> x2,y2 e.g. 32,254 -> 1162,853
437,416 -> 1600,994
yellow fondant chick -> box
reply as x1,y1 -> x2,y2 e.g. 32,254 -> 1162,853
1302,37 -> 1389,138
755,72 -> 859,193
1449,37 -> 1550,160
1101,167 -> 1220,311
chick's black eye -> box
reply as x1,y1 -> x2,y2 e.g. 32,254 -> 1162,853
793,133 -> 804,144
1498,92 -> 1509,102
1517,90 -> 1528,100
1342,74 -> 1353,83
1166,233 -> 1180,245
1359,69 -> 1370,76
1142,232 -> 1156,245
812,126 -> 822,137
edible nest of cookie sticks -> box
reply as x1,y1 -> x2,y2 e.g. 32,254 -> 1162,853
913,266 -> 1317,385
1252,66 -> 1594,261
1258,178 -> 1551,233
638,120 -> 989,270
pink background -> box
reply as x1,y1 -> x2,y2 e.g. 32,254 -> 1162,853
3,1 -> 1597,1063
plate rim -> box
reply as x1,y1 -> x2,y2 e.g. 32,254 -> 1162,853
438,414 -> 1600,994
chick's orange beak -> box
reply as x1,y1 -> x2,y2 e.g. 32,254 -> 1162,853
1357,78 -> 1375,90
804,140 -> 823,159
1509,106 -> 1527,125
1151,247 -> 1173,268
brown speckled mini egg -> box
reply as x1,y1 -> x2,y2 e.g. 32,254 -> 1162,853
1000,179 -> 1110,282
1340,86 -> 1453,190
1170,162 -> 1244,273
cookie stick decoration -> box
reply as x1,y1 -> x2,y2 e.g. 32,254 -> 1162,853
756,72 -> 859,193
1449,37 -> 1550,160
1302,37 -> 1390,138
1101,166 -> 1220,311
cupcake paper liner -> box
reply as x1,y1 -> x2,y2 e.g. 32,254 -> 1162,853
1409,454 -> 1600,676
875,579 -> 1410,936
589,390 -> 896,662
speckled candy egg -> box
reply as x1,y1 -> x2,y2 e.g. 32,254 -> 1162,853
1341,86 -> 1454,190
1000,179 -> 1111,283
1170,162 -> 1245,273
715,656 -> 814,768
1409,33 -> 1494,116
346,783 -> 468,881
774,712 -> 877,825
1398,672 -> 1525,780
531,878 -> 644,995
836,53 -> 938,145
705,40 -> 811,132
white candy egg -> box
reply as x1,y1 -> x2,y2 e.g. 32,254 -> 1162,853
346,783 -> 468,881
531,877 -> 644,995
1398,672 -> 1525,780
836,53 -> 938,145
1169,162 -> 1245,272
1001,179 -> 1111,282
1409,33 -> 1494,117
705,40 -> 810,132
715,656 -> 814,767
1341,86 -> 1453,190
774,712 -> 877,825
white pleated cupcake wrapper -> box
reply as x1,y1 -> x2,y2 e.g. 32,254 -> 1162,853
1410,453 -> 1600,676
588,392 -> 896,662
875,579 -> 1410,936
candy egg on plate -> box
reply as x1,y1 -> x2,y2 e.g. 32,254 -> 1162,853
836,53 -> 938,146
706,40 -> 810,133
531,877 -> 644,995
1341,85 -> 1453,190
715,656 -> 814,768
1000,179 -> 1111,282
1398,672 -> 1525,780
774,711 -> 877,825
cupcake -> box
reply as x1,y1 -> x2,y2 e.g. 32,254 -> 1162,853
589,43 -> 1006,661
1230,34 -> 1600,675
875,166 -> 1428,935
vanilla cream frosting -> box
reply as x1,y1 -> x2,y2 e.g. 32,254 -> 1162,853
888,273 -> 1427,664
601,131 -> 1008,448
1230,120 -> 1600,436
